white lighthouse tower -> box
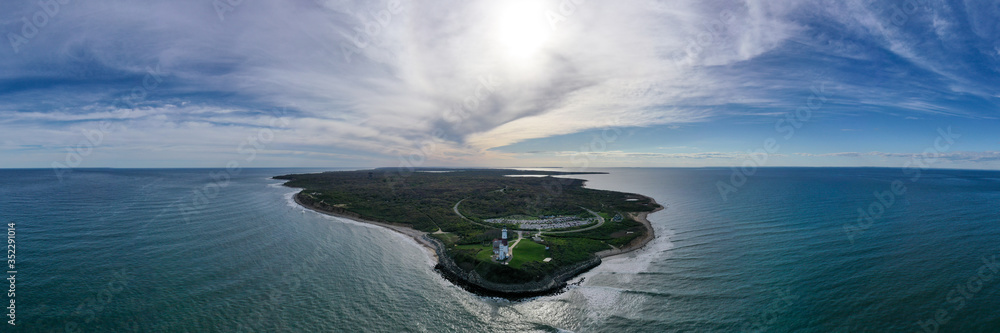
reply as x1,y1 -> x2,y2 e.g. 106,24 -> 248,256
494,228 -> 510,261
500,228 -> 509,260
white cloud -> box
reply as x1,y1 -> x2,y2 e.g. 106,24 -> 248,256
808,151 -> 1000,162
1,0 -> 998,168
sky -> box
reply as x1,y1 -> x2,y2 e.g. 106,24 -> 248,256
1,0 -> 998,170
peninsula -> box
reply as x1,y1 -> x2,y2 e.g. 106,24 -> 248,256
275,168 -> 663,297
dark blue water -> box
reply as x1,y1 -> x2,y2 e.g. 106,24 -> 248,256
1,167 -> 998,332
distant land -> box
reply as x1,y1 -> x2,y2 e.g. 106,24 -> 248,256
275,168 -> 663,297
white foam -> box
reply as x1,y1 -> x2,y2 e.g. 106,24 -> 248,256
590,227 -> 676,280
283,190 -> 437,266
525,214 -> 675,326
579,286 -> 625,317
283,190 -> 305,209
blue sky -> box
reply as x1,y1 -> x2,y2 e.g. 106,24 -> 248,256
0,0 -> 998,169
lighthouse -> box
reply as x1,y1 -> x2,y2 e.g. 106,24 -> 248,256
493,228 -> 510,261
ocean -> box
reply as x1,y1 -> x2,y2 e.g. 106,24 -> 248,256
1,167 -> 998,332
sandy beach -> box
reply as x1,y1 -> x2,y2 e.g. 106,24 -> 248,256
293,193 -> 440,261
597,196 -> 664,258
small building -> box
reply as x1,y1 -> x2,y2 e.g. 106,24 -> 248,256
492,228 -> 509,261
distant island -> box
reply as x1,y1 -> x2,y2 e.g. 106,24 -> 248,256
275,168 -> 663,297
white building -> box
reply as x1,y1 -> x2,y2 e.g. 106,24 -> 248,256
493,228 -> 509,261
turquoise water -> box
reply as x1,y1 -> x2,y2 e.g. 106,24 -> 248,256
1,167 -> 999,332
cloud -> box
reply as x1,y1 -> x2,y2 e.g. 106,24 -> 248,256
801,151 -> 1000,162
1,0 -> 797,163
0,0 -> 998,167
535,150 -> 788,160
656,146 -> 699,150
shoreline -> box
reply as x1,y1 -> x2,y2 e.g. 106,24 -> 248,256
284,183 -> 663,298
292,192 -> 439,262
597,197 -> 664,259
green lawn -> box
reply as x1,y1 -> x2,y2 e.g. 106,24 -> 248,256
544,237 -> 610,264
430,232 -> 460,246
456,244 -> 494,262
508,239 -> 548,269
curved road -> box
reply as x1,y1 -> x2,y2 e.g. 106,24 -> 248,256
452,198 -> 492,228
540,207 -> 606,234
452,198 -> 605,234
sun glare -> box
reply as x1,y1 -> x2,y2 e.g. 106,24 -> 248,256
495,1 -> 551,59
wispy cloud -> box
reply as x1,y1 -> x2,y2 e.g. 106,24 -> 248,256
0,0 -> 998,168
534,150 -> 788,160
798,151 -> 1000,162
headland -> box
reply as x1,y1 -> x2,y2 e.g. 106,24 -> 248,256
276,168 -> 663,298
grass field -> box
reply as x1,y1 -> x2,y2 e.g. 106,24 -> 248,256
508,239 -> 548,269
456,243 -> 494,262
430,232 -> 460,246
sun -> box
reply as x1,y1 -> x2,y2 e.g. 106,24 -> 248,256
494,1 -> 551,59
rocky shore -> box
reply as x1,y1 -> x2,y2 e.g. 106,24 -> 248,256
425,235 -> 603,298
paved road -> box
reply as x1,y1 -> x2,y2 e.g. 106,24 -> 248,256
452,198 -> 491,228
507,231 -> 524,256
